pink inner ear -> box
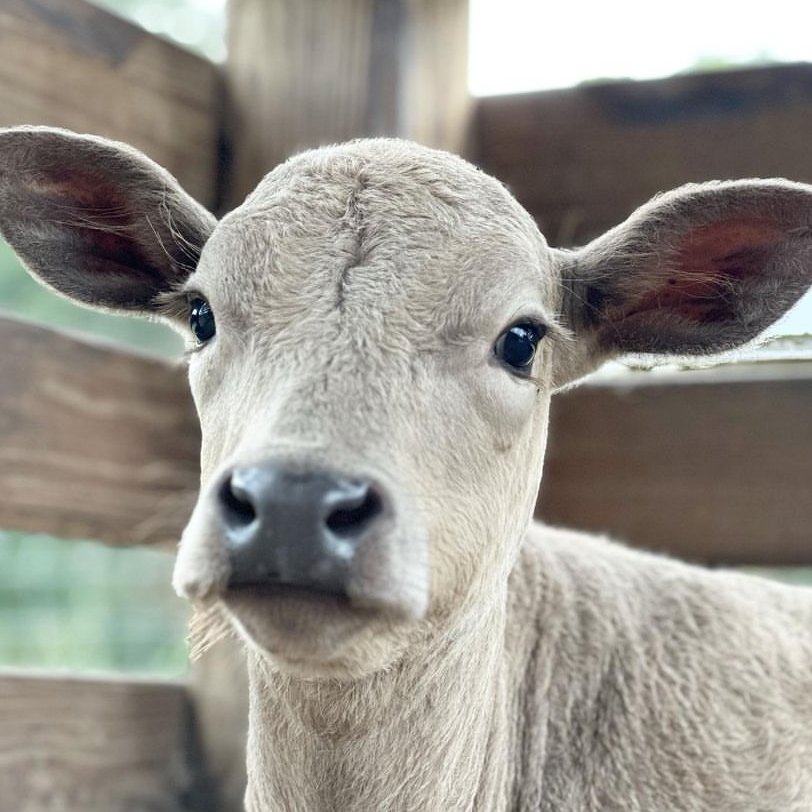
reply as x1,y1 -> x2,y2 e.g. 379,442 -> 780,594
26,169 -> 146,263
20,168 -> 169,301
629,217 -> 784,323
677,217 -> 784,269
27,167 -> 131,215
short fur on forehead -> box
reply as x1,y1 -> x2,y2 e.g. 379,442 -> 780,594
242,138 -> 536,227
197,139 -> 558,355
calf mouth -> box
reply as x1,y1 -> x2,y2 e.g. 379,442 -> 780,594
218,576 -> 412,676
220,569 -> 417,627
225,580 -> 352,604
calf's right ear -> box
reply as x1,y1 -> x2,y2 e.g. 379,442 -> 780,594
0,126 -> 216,314
552,179 -> 812,387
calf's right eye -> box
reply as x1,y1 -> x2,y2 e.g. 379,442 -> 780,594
189,297 -> 216,344
494,322 -> 546,374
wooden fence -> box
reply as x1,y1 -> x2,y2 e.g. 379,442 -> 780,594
0,1 -> 811,809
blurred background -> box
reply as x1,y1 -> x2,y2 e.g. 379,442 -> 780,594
0,0 -> 810,679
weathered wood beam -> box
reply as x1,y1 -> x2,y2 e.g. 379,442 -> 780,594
539,364 -> 812,566
0,0 -> 223,209
224,0 -> 470,205
0,316 -> 198,547
473,64 -> 812,245
0,670 -> 218,811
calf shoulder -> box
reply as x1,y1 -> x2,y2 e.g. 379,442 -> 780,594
508,524 -> 812,811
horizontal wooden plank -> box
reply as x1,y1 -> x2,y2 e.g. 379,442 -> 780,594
0,670 -> 216,811
473,64 -> 812,245
538,364 -> 812,566
0,0 -> 222,209
0,316 -> 199,547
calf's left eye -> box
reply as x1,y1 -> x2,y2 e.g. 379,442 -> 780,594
189,297 -> 216,344
494,322 -> 547,373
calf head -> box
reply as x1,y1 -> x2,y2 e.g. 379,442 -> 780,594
2,127 -> 811,678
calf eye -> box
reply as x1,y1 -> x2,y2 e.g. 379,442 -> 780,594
494,322 -> 547,373
189,297 -> 216,344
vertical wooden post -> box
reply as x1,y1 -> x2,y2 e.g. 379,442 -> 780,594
223,0 -> 470,206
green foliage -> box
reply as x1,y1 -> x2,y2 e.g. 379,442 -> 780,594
680,53 -> 778,75
0,531 -> 189,674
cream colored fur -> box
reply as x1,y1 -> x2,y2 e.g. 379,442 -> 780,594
1,128 -> 811,811
240,525 -> 812,811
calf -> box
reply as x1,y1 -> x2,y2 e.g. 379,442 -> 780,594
1,126 -> 811,811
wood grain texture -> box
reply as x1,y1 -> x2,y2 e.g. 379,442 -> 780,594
473,64 -> 812,246
0,670 -> 216,812
0,0 -> 222,209
0,316 -> 199,547
539,364 -> 812,566
224,0 -> 470,205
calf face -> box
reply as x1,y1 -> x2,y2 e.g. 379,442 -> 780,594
2,127 -> 811,678
164,142 -> 560,675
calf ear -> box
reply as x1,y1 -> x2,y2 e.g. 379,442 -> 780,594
0,126 -> 216,313
554,179 -> 812,386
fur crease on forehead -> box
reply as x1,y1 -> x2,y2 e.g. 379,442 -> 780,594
197,139 -> 557,348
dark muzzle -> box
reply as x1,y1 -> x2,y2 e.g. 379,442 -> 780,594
218,461 -> 386,596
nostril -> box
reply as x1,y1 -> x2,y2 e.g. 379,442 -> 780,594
219,474 -> 257,529
325,485 -> 383,537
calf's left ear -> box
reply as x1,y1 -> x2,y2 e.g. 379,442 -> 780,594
553,179 -> 812,386
0,126 -> 216,314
